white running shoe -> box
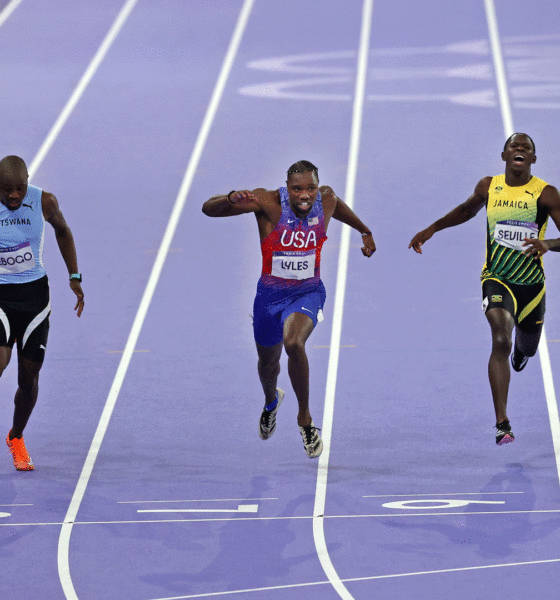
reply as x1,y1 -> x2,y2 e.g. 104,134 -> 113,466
298,422 -> 323,458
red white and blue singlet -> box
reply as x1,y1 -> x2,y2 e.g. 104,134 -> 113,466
253,187 -> 327,347
260,187 -> 327,291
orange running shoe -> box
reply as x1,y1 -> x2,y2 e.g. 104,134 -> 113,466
6,434 -> 34,471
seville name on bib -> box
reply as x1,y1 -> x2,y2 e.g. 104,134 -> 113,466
494,220 -> 538,251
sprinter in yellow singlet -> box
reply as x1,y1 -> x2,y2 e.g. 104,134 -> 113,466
409,134 -> 560,445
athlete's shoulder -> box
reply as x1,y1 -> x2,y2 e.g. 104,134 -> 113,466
539,183 -> 560,208
41,190 -> 60,221
318,185 -> 337,210
319,185 -> 336,197
476,176 -> 493,195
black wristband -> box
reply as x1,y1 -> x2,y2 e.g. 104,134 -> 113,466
361,231 -> 372,237
227,190 -> 236,204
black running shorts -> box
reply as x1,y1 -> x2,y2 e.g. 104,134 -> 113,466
482,277 -> 545,334
0,275 -> 50,362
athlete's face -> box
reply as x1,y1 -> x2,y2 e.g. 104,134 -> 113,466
0,171 -> 28,211
286,171 -> 319,218
501,134 -> 536,174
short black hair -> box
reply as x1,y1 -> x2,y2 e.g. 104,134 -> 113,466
503,133 -> 535,154
287,160 -> 319,180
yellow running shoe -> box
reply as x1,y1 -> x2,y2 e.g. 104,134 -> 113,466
6,434 -> 34,471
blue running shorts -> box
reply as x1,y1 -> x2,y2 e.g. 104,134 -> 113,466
253,279 -> 326,347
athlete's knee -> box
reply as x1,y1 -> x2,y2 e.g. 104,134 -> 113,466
17,372 -> 39,393
491,329 -> 512,355
284,335 -> 306,359
258,355 -> 280,374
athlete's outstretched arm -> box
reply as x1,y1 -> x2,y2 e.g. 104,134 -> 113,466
522,184 -> 560,257
328,189 -> 375,257
408,177 -> 490,254
202,190 -> 261,217
42,191 -> 84,317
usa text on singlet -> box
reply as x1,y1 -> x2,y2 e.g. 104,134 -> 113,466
260,187 -> 327,291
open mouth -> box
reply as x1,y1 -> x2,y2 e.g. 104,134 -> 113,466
513,154 -> 525,165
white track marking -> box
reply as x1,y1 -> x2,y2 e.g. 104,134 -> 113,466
118,497 -> 278,503
364,492 -> 523,497
5,507 -> 560,528
137,505 -> 259,514
483,0 -> 514,135
313,1 -> 374,599
0,0 -> 23,28
56,2 -> 256,599
146,557 -> 560,599
28,0 -> 139,180
484,0 -> 560,486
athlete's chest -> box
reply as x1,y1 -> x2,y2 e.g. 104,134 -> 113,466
0,209 -> 38,242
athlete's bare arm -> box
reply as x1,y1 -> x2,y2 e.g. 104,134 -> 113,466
202,188 -> 283,240
408,177 -> 490,254
202,190 -> 264,217
522,184 -> 560,257
320,185 -> 375,257
41,191 -> 84,317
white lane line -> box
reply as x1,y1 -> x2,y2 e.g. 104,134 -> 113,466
146,557 -> 560,599
137,505 -> 258,514
484,0 -> 560,487
118,497 -> 277,504
5,506 -> 560,528
363,492 -> 523,498
28,0 -> 139,180
483,0 -> 514,135
0,503 -> 34,506
0,0 -> 23,28
313,2 -> 374,600
56,2 -> 256,599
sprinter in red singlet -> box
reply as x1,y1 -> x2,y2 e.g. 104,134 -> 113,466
203,161 -> 375,458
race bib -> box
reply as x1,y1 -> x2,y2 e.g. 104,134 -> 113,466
271,250 -> 315,280
0,242 -> 35,274
494,220 -> 538,251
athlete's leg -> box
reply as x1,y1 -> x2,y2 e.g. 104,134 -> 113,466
0,345 -> 12,376
486,307 -> 514,423
9,351 -> 43,439
512,286 -> 545,363
514,326 -> 542,358
255,341 -> 283,405
283,312 -> 314,427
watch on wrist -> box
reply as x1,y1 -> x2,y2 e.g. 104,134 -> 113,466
69,273 -> 82,282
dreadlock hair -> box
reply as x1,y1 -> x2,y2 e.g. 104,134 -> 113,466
286,160 -> 319,181
503,133 -> 536,154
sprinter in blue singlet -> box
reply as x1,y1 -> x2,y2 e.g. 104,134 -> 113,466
203,161 -> 375,458
1,156 -> 84,471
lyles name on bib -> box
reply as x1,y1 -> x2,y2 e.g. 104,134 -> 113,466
272,250 -> 316,280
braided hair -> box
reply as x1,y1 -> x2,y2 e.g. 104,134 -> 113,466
286,160 -> 319,180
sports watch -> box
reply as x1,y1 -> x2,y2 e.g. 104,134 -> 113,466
69,273 -> 82,282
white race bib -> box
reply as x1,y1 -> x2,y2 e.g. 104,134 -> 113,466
0,242 -> 35,274
272,250 -> 316,280
494,220 -> 538,251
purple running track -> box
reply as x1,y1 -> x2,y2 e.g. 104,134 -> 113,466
1,1 -> 560,599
